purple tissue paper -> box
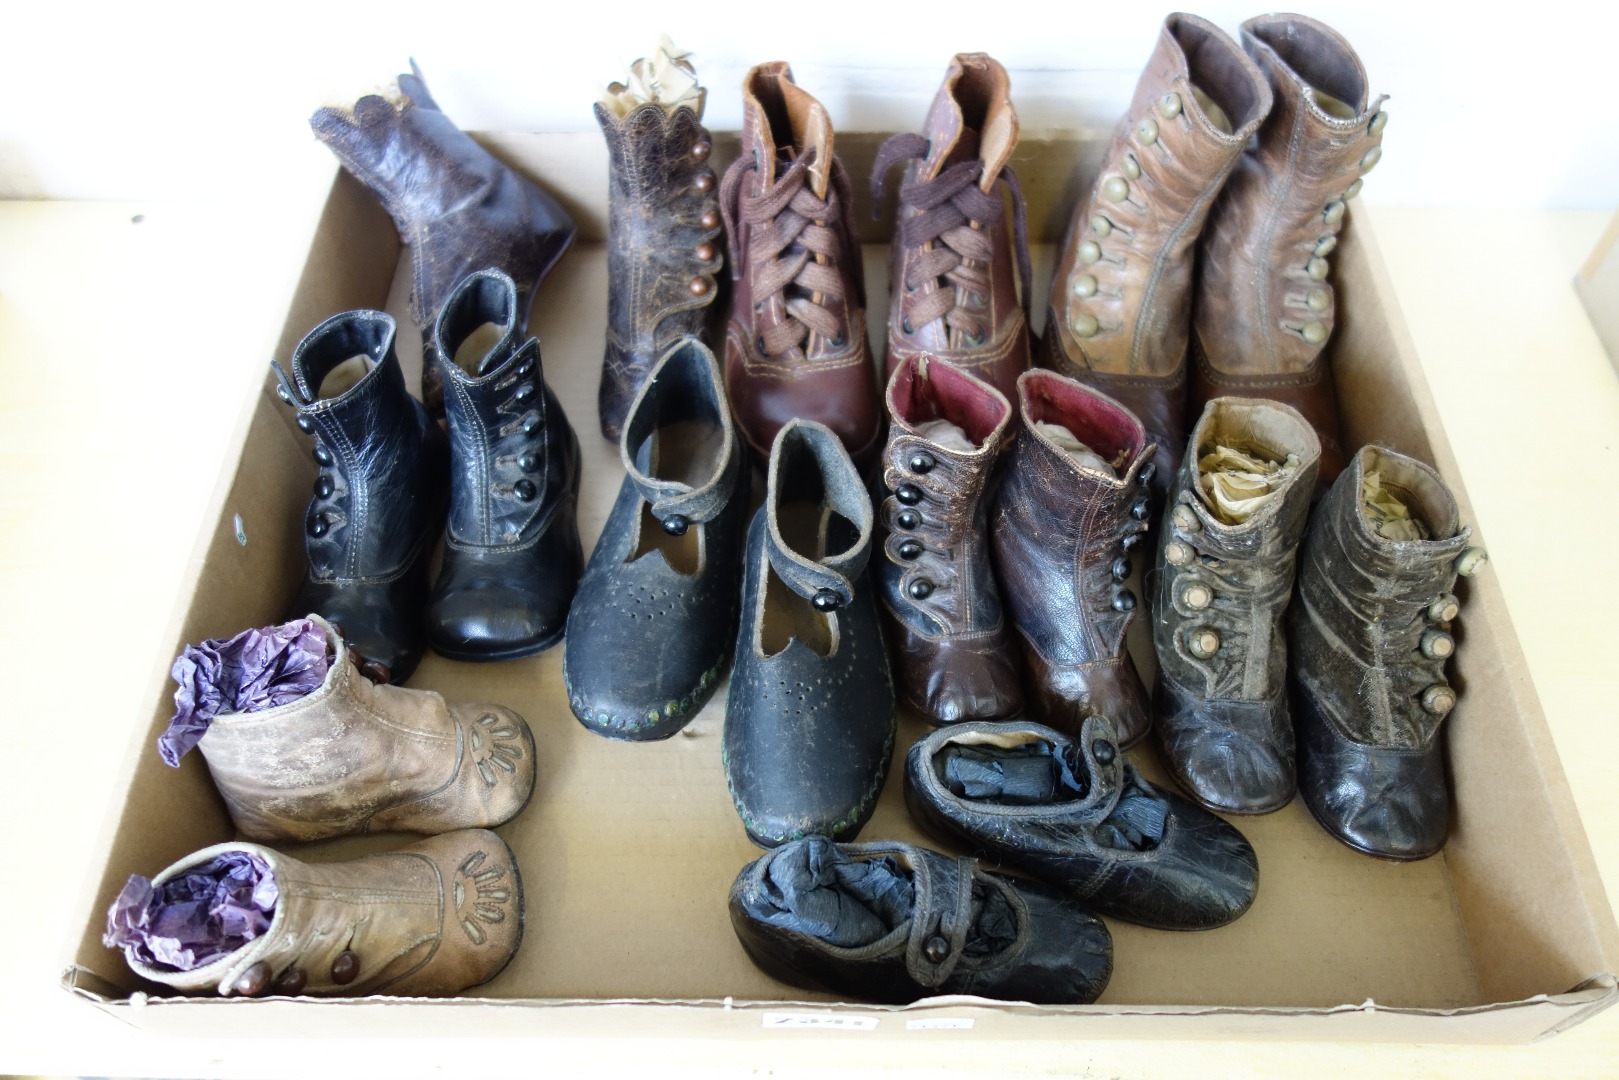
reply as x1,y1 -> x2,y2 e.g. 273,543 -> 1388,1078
157,618 -> 329,766
104,850 -> 279,972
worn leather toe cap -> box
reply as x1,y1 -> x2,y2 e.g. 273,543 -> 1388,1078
885,614 -> 1023,726
1024,651 -> 1153,748
428,546 -> 580,660
1296,689 -> 1449,860
1155,676 -> 1295,814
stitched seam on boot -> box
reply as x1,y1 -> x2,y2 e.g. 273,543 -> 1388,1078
1127,164 -> 1240,375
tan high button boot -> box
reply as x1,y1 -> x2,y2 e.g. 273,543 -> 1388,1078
196,615 -> 535,843
1042,14 -> 1272,500
119,830 -> 522,997
1192,14 -> 1390,489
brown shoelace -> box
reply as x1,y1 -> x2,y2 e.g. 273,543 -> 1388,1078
721,148 -> 852,359
872,132 -> 1032,344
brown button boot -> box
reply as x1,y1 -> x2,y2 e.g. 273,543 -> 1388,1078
310,63 -> 576,415
196,616 -> 535,843
872,53 -> 1032,405
593,41 -> 724,441
876,356 -> 1022,725
991,370 -> 1156,747
720,63 -> 881,463
1192,15 -> 1389,489
1041,15 -> 1271,499
116,830 -> 522,997
1289,447 -> 1484,859
1152,397 -> 1321,815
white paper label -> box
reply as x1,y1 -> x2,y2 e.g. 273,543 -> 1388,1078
905,1017 -> 975,1030
761,1012 -> 879,1031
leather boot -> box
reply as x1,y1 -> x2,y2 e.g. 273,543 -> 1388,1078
1289,446 -> 1486,860
594,45 -> 724,441
876,356 -> 1021,725
195,616 -> 535,844
1041,15 -> 1271,500
311,63 -> 576,414
991,370 -> 1155,747
272,310 -> 447,684
724,420 -> 895,846
426,269 -> 584,660
720,63 -> 881,463
871,53 -> 1032,404
117,830 -> 521,997
564,338 -> 749,740
1152,397 -> 1320,815
1192,15 -> 1389,489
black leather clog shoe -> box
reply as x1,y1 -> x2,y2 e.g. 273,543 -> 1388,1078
904,717 -> 1259,931
722,420 -> 895,847
564,338 -> 749,740
729,835 -> 1112,1004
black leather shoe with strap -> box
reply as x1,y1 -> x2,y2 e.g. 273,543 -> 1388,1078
729,835 -> 1112,1003
722,420 -> 895,847
564,338 -> 748,740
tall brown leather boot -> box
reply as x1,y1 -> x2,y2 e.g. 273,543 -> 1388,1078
876,355 -> 1022,725
1042,15 -> 1271,499
594,40 -> 724,441
311,63 -> 576,414
1191,15 -> 1388,490
1152,397 -> 1320,815
720,63 -> 881,463
196,616 -> 535,843
991,370 -> 1156,747
872,53 -> 1032,405
1289,447 -> 1485,859
114,830 -> 521,997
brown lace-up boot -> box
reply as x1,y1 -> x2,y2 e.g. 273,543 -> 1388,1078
1192,15 -> 1389,489
1042,15 -> 1271,499
720,63 -> 881,463
872,53 -> 1032,405
876,355 -> 1021,725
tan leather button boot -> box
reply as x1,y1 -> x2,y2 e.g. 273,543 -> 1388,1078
196,616 -> 535,843
1192,15 -> 1389,489
1042,15 -> 1271,499
117,830 -> 522,997
720,63 -> 881,464
873,52 -> 1032,405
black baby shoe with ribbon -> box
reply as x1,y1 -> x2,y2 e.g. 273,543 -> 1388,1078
426,269 -> 584,660
904,716 -> 1259,930
564,338 -> 748,739
728,835 -> 1112,1004
723,420 -> 896,847
273,310 -> 448,684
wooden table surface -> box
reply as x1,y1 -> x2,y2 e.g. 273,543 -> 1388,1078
1,179 -> 1615,1077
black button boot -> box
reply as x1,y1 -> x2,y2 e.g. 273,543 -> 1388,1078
272,310 -> 448,684
564,338 -> 748,740
723,420 -> 896,847
426,269 -> 583,661
1289,446 -> 1483,860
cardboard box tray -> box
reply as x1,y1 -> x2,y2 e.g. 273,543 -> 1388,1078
62,131 -> 1619,1043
